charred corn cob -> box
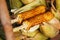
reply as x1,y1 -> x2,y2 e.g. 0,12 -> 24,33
20,12 -> 54,30
11,6 -> 46,24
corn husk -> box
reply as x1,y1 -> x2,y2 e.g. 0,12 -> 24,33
51,8 -> 60,20
21,0 -> 34,4
14,0 -> 46,14
21,30 -> 39,37
48,18 -> 60,30
33,32 -> 48,40
0,38 -> 2,40
10,0 -> 23,9
14,31 -> 22,40
40,22 -> 59,38
56,0 -> 60,10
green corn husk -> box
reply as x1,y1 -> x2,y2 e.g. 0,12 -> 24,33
21,30 -> 39,37
14,0 -> 46,14
21,0 -> 34,4
40,22 -> 59,38
56,0 -> 60,10
51,8 -> 60,20
33,32 -> 48,40
51,0 -> 60,20
0,38 -> 2,40
10,0 -> 23,9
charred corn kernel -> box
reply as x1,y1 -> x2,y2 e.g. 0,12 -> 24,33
22,12 -> 54,30
18,6 -> 46,23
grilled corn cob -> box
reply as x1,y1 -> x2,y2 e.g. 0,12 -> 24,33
11,6 -> 46,24
20,12 -> 54,30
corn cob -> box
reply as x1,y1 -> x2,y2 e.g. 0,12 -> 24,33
11,6 -> 46,24
21,12 -> 54,30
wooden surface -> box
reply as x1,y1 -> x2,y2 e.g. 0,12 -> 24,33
0,0 -> 15,40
